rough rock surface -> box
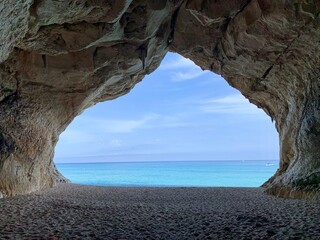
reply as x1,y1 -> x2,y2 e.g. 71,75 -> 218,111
0,0 -> 320,198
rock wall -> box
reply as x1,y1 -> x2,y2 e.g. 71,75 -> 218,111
171,0 -> 320,199
0,0 -> 319,198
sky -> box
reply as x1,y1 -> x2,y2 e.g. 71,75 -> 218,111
54,53 -> 279,163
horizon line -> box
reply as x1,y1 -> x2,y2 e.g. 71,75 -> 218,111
55,159 -> 279,164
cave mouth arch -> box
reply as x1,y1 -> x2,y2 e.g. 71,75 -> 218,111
54,53 -> 279,188
0,0 -> 319,199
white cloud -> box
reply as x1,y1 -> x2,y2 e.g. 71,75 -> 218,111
199,94 -> 263,115
81,113 -> 159,133
158,56 -> 195,70
111,139 -> 122,146
171,70 -> 208,82
148,113 -> 192,129
158,54 -> 210,82
59,129 -> 95,144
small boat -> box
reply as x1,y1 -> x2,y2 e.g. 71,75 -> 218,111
265,163 -> 275,167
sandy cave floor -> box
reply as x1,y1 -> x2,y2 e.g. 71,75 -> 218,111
0,184 -> 320,239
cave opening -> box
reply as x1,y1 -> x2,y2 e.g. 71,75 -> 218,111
53,53 -> 279,187
0,0 -> 319,200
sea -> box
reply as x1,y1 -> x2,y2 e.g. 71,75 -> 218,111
56,160 -> 278,187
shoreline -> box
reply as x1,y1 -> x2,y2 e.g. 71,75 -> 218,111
1,184 -> 319,239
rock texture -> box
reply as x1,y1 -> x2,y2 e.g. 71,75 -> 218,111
0,0 -> 319,198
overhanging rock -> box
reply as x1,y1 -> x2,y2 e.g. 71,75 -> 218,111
0,0 -> 319,198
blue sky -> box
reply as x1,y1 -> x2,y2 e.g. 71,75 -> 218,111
54,53 -> 279,163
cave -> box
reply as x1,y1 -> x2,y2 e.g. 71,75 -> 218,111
0,0 -> 320,199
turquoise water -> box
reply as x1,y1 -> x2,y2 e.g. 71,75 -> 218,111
56,160 -> 278,187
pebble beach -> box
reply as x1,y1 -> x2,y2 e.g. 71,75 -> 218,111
1,184 -> 320,239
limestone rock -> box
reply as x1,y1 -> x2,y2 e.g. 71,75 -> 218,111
0,0 -> 320,198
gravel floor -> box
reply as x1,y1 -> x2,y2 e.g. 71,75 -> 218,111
0,184 -> 320,239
